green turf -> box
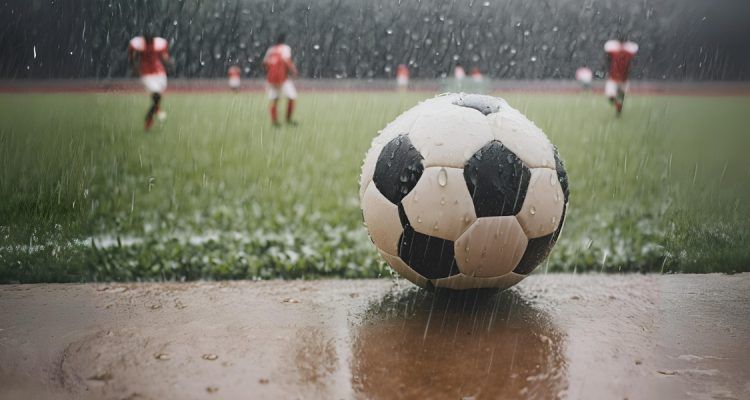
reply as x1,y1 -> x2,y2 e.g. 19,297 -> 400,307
1,91 -> 749,282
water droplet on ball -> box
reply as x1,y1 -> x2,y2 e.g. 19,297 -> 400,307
437,168 -> 448,187
530,206 -> 536,215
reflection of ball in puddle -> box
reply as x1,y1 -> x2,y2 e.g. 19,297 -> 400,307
351,288 -> 566,399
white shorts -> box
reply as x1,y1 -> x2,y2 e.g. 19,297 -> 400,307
605,79 -> 628,98
266,80 -> 297,100
141,74 -> 167,94
228,77 -> 241,89
397,76 -> 409,86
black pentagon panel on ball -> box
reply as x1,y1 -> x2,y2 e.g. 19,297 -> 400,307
553,146 -> 570,204
373,135 -> 424,204
397,203 -> 409,227
398,224 -> 460,280
513,205 -> 567,275
464,140 -> 531,217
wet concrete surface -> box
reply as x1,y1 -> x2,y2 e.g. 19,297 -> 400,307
0,274 -> 748,399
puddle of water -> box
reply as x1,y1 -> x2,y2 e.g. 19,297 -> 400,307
1,275 -> 748,399
350,288 -> 566,399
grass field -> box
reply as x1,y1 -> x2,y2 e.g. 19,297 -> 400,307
1,90 -> 749,282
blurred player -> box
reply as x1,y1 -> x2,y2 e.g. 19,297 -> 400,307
128,30 -> 172,130
396,64 -> 409,91
228,65 -> 241,92
454,63 -> 466,81
575,65 -> 593,91
604,38 -> 638,116
263,33 -> 299,127
471,67 -> 483,82
452,63 -> 466,90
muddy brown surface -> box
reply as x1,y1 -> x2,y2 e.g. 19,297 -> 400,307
0,274 -> 748,400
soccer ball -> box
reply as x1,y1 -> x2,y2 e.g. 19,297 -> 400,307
359,94 -> 569,290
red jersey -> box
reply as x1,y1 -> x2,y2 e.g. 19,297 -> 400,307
128,36 -> 168,76
605,40 -> 638,82
470,67 -> 482,81
264,44 -> 292,85
228,65 -> 241,79
396,64 -> 409,79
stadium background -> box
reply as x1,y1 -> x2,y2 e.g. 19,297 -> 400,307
2,0 -> 749,81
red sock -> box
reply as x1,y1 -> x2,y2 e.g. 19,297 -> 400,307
286,100 -> 295,121
270,102 -> 278,123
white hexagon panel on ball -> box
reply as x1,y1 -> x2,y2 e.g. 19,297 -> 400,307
432,272 -> 527,290
401,167 -> 476,242
454,216 -> 528,278
361,183 -> 404,256
408,99 -> 494,169
486,106 -> 556,169
517,168 -> 565,239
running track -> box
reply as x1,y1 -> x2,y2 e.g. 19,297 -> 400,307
1,79 -> 749,96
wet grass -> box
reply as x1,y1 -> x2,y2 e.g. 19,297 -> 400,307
1,91 -> 749,282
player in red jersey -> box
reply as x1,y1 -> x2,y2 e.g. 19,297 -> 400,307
575,65 -> 593,91
263,34 -> 299,127
228,65 -> 241,92
604,38 -> 638,116
396,64 -> 409,91
470,67 -> 483,82
128,31 -> 172,130
454,63 -> 466,81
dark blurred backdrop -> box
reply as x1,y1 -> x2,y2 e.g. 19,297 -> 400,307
1,0 -> 749,80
